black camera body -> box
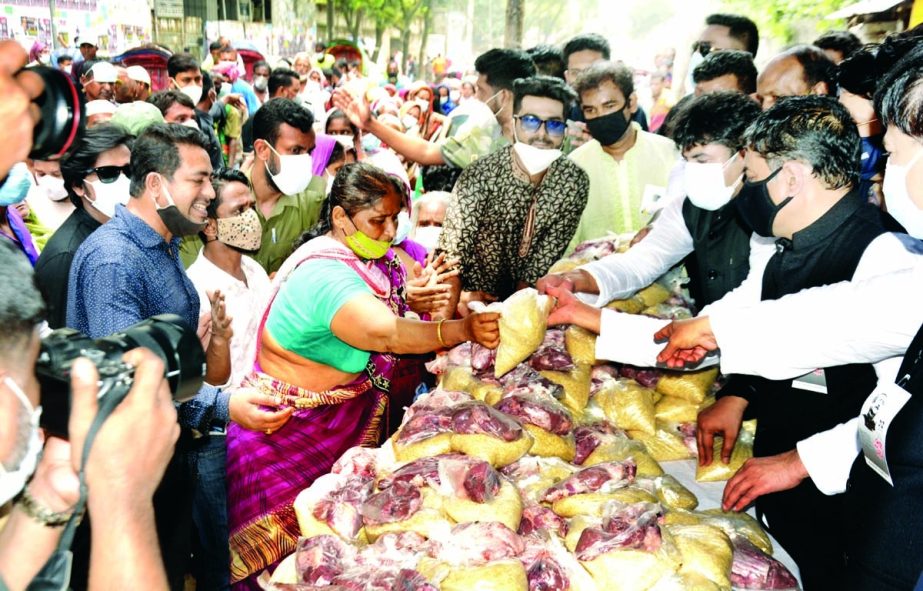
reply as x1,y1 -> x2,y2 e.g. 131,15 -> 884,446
37,314 -> 206,438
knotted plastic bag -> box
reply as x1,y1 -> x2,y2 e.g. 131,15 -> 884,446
468,288 -> 553,378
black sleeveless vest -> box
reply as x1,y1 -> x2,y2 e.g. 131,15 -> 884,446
844,321 -> 923,589
720,191 -> 890,457
682,198 -> 752,309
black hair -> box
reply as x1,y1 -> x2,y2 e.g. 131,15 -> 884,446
201,70 -> 214,96
874,43 -> 923,139
512,75 -> 576,114
787,45 -> 838,95
746,95 -> 859,190
813,30 -> 863,61
253,60 -> 271,74
705,13 -> 760,56
57,54 -> 72,66
206,167 -> 251,219
253,98 -> 315,146
325,108 -> 359,137
147,89 -> 196,116
837,47 -> 879,99
268,68 -> 299,97
474,48 -> 536,92
562,33 -> 611,65
328,66 -> 342,81
128,123 -> 210,197
873,24 -> 923,87
167,53 -> 200,78
209,40 -> 224,52
670,91 -> 761,152
0,240 -> 44,355
657,93 -> 695,139
60,123 -> 135,209
328,141 -> 346,167
300,162 -> 407,244
219,45 -> 236,56
335,58 -> 349,71
692,49 -> 757,94
527,44 -> 566,80
573,60 -> 634,102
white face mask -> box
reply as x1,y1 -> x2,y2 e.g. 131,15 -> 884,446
86,174 -> 131,218
402,115 -> 419,131
179,84 -> 203,105
0,376 -> 43,506
333,135 -> 355,150
683,153 -> 742,211
512,125 -> 562,175
264,142 -> 312,196
883,149 -> 923,238
181,118 -> 200,130
325,173 -> 335,196
414,225 -> 442,252
37,174 -> 69,202
394,211 -> 412,245
414,98 -> 430,113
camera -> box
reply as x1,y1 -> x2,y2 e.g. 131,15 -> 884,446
36,314 -> 206,438
25,65 -> 86,161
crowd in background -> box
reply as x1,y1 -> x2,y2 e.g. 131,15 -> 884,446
3,12 -> 923,591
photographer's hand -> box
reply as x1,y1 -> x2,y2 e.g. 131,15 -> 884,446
0,41 -> 34,182
69,350 -> 178,591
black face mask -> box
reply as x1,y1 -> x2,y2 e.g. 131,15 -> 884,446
585,106 -> 631,147
154,177 -> 207,237
734,167 -> 793,237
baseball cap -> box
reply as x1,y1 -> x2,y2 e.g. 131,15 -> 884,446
86,100 -> 117,117
110,101 -> 165,135
126,65 -> 151,86
89,61 -> 117,83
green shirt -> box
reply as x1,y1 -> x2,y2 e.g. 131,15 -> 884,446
567,124 -> 678,252
179,174 -> 326,271
265,258 -> 371,372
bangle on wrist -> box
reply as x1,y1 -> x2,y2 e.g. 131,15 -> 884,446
16,486 -> 82,528
436,319 -> 448,348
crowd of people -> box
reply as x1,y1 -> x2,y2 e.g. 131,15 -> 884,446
2,13 -> 923,591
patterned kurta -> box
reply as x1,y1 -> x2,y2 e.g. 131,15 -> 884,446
439,145 -> 590,299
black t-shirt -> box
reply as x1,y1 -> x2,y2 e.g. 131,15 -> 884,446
33,207 -> 101,329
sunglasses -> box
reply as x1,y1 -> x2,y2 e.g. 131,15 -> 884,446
86,165 -> 130,184
516,114 -> 567,137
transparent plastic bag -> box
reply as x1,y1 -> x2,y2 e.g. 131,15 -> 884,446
668,524 -> 734,589
541,459 -> 637,503
628,422 -> 697,462
650,474 -> 698,511
729,536 -> 799,590
583,437 -> 664,478
529,328 -> 576,372
541,364 -> 593,414
656,367 -> 719,403
700,508 -> 773,556
654,395 -> 702,424
695,420 -> 756,482
565,325 -> 598,366
480,288 -> 553,377
594,378 -> 657,435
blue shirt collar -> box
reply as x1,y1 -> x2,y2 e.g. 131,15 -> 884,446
113,203 -> 181,250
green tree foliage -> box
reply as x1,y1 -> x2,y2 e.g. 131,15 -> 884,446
718,0 -> 851,45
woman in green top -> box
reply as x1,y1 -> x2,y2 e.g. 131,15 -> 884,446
226,162 -> 500,588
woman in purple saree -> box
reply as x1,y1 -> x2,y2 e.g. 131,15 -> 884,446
225,163 -> 499,588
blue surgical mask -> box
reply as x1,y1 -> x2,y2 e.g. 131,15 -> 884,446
859,134 -> 886,181
0,163 -> 33,207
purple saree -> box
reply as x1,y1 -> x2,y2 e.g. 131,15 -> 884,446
226,237 -> 408,588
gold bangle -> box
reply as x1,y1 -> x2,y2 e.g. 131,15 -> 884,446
436,319 -> 448,349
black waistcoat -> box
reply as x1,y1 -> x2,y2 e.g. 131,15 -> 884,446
844,321 -> 923,589
682,198 -> 752,309
721,191 -> 889,457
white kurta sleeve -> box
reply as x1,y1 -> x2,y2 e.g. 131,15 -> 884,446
579,195 -> 694,307
796,417 -> 861,495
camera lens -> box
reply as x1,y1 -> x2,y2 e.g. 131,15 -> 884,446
26,66 -> 85,160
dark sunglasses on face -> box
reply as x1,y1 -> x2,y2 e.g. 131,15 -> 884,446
515,114 -> 567,137
86,165 -> 131,184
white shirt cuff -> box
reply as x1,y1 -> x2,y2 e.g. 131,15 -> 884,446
595,309 -> 670,367
796,417 -> 860,496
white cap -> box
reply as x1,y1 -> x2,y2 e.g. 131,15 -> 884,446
126,65 -> 151,86
78,29 -> 102,47
86,100 -> 117,117
89,61 -> 117,83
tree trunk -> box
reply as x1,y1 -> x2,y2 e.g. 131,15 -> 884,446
417,0 -> 431,80
326,0 -> 335,41
372,21 -> 385,62
401,29 -> 411,72
350,8 -> 365,42
504,0 -> 523,49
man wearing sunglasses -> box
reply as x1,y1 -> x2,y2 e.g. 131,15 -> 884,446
438,76 -> 589,305
34,124 -> 133,329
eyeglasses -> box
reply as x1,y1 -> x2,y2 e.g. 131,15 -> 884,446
515,114 -> 567,137
86,165 -> 130,184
